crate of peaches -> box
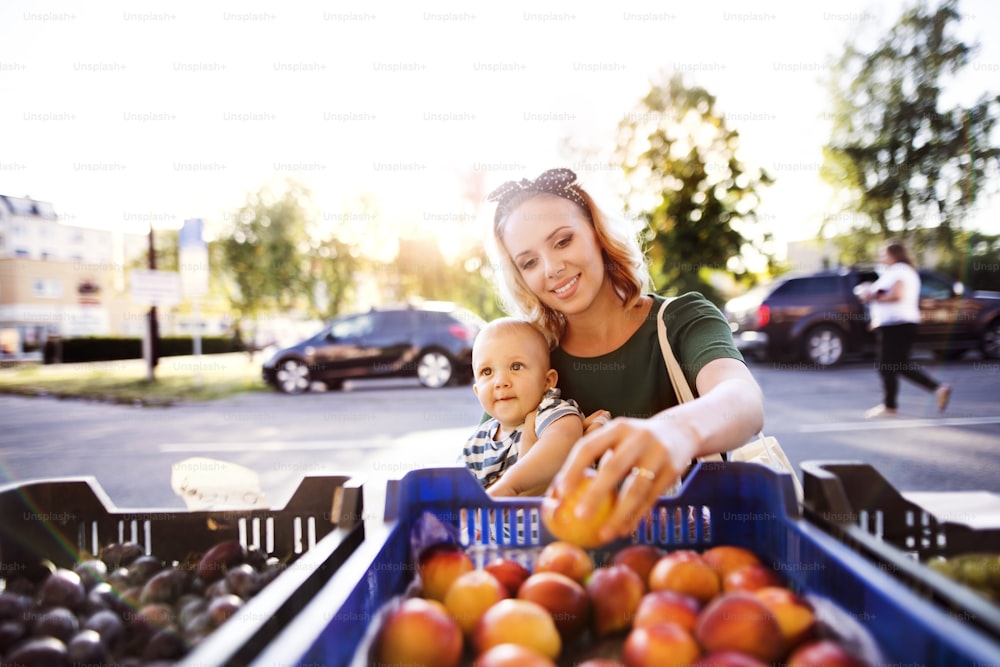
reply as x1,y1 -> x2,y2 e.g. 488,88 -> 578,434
253,462 -> 1000,667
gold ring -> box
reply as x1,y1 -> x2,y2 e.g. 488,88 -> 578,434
631,466 -> 656,481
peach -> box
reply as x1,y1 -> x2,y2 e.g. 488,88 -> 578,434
540,469 -> 616,548
622,622 -> 701,667
721,564 -> 783,593
418,544 -> 475,602
577,662 -> 627,667
611,544 -> 665,588
473,598 -> 561,660
691,651 -> 769,667
483,558 -> 532,598
648,552 -> 721,604
753,586 -> 816,649
585,564 -> 645,638
533,541 -> 595,585
787,639 -> 867,667
443,569 -> 508,636
517,571 -> 590,643
700,545 -> 763,579
694,592 -> 784,663
374,597 -> 463,667
633,590 -> 701,633
473,642 -> 558,667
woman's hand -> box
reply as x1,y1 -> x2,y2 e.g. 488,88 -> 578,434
551,415 -> 699,544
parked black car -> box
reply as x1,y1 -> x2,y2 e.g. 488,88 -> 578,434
724,267 -> 1000,366
262,302 -> 485,393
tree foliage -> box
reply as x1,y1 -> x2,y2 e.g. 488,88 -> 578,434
821,0 -> 1000,261
218,180 -> 318,328
614,72 -> 774,304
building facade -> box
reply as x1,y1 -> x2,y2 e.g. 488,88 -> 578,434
0,195 -> 227,360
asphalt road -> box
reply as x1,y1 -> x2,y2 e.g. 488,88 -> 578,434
1,354 -> 998,523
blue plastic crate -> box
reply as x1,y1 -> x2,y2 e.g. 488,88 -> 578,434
253,462 -> 1000,667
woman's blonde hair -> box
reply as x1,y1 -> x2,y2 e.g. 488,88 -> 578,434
486,186 -> 651,346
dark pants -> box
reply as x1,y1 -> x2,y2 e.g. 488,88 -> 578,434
875,323 -> 940,409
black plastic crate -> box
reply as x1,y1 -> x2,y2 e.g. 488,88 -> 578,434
0,474 -> 365,667
801,460 -> 1000,641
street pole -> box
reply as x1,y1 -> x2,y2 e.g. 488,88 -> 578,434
147,224 -> 159,381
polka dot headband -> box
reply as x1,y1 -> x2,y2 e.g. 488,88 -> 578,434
486,168 -> 588,222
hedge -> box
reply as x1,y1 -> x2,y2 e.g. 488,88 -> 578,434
53,336 -> 245,364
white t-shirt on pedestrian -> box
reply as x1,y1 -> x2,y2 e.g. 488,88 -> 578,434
869,262 -> 921,328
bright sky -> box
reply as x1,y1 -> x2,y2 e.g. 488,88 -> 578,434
2,0 -> 998,262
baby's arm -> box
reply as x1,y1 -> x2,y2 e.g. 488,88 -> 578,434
486,413 -> 584,497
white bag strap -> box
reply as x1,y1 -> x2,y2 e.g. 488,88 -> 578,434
656,298 -> 696,403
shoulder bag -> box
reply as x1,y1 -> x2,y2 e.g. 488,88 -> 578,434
656,299 -> 804,501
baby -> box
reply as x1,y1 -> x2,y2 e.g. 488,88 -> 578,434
463,318 -> 584,496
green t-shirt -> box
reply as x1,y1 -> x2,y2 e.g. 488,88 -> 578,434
550,292 -> 745,419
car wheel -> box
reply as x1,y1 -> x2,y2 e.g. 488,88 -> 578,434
275,359 -> 312,394
416,350 -> 454,388
802,325 -> 845,367
981,319 -> 1000,359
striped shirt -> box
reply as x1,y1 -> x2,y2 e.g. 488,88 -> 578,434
463,388 -> 582,489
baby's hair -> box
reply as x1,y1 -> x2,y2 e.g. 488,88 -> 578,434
473,317 -> 552,363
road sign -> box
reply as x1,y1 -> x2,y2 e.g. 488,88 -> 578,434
130,270 -> 181,307
180,218 -> 209,298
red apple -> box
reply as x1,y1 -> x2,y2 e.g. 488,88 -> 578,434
649,552 -> 721,604
443,569 -> 508,636
611,544 -> 665,588
700,545 -> 763,580
585,564 -> 645,638
473,598 -> 561,660
787,639 -> 867,667
694,592 -> 785,663
541,469 -> 616,548
517,571 -> 590,642
633,590 -> 701,632
473,642 -> 558,667
753,586 -> 817,650
622,622 -> 701,667
483,558 -> 532,597
692,651 -> 769,667
533,541 -> 595,585
374,597 -> 463,667
417,543 -> 474,602
721,564 -> 783,593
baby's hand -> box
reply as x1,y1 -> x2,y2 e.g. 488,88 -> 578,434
582,410 -> 612,436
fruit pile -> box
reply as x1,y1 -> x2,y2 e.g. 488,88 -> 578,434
371,540 -> 872,667
0,539 -> 285,665
927,552 -> 1000,604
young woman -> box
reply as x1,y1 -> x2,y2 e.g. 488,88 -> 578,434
858,240 -> 952,418
485,168 -> 765,543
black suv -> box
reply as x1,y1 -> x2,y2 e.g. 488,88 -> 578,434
724,267 -> 1000,366
262,301 -> 485,393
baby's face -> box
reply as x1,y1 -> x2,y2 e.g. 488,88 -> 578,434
472,328 -> 553,430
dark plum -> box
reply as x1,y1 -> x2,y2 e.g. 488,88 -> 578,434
37,569 -> 85,612
72,559 -> 107,591
66,629 -> 108,665
31,607 -> 79,643
100,541 -> 144,569
6,636 -> 70,667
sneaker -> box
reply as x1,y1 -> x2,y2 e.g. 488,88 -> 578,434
865,405 -> 898,419
936,384 -> 952,413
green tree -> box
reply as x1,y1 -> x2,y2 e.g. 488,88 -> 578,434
821,0 -> 1000,262
218,179 -> 314,333
614,72 -> 774,304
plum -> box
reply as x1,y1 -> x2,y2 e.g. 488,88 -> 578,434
37,569 -> 85,612
66,629 -> 108,665
31,607 -> 79,643
6,636 -> 70,667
